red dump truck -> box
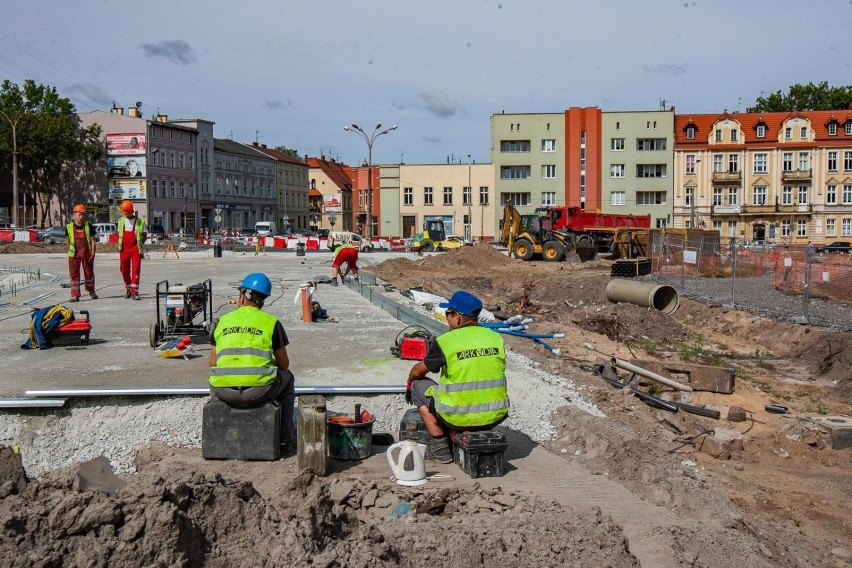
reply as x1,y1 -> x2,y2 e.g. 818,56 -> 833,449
534,206 -> 651,251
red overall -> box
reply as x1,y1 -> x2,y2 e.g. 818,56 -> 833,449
119,218 -> 142,297
69,225 -> 95,298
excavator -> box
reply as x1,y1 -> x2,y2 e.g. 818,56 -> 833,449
500,202 -> 576,261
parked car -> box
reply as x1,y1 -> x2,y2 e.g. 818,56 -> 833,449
316,228 -> 330,239
147,224 -> 167,240
816,241 -> 851,254
92,223 -> 118,237
749,240 -> 777,251
39,226 -> 68,244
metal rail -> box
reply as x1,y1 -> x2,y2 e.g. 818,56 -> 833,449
24,384 -> 406,398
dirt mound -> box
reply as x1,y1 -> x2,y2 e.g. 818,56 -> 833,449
0,448 -> 638,567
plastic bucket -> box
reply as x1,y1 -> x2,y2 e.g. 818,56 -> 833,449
327,416 -> 374,460
213,243 -> 222,258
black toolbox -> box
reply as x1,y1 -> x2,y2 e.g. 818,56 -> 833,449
398,408 -> 431,446
450,430 -> 508,478
202,397 -> 281,461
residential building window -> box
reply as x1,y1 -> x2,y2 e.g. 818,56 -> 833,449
636,164 -> 666,178
730,130 -> 738,142
800,126 -> 808,139
500,140 -> 530,152
844,151 -> 852,171
216,177 -> 222,194
502,192 -> 530,207
754,153 -> 767,173
846,123 -> 852,135
756,125 -> 766,138
686,126 -> 695,139
179,153 -> 185,169
826,218 -> 836,237
828,151 -> 838,171
479,186 -> 489,205
542,165 -> 556,178
753,186 -> 767,205
169,152 -> 175,168
784,127 -> 792,140
541,192 -> 556,206
798,152 -> 809,172
828,123 -> 837,136
541,139 -> 556,152
657,218 -> 668,228
728,154 -> 739,173
782,185 -> 793,205
715,129 -> 722,142
179,181 -> 185,198
501,166 -> 530,179
685,154 -> 696,174
685,187 -> 693,206
190,182 -> 196,199
713,154 -> 723,172
783,152 -> 793,172
443,186 -> 453,205
424,186 -> 433,205
844,184 -> 852,204
728,220 -> 737,238
463,186 -> 471,205
546,123 -> 551,131
844,219 -> 852,237
611,138 -> 625,151
826,184 -> 837,204
797,219 -> 808,237
179,132 -> 183,142
403,187 -> 413,205
610,191 -> 625,206
781,220 -> 791,237
713,220 -> 722,231
636,191 -> 666,205
188,154 -> 194,170
170,181 -> 176,198
169,130 -> 174,141
637,138 -> 666,150
149,180 -> 157,197
728,187 -> 739,205
798,186 -> 809,204
610,164 -> 625,178
712,187 -> 723,206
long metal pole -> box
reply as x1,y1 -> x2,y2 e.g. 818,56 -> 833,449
467,155 -> 473,242
367,140 -> 373,238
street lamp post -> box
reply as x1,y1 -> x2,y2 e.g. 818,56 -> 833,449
343,123 -> 397,239
0,109 -> 27,228
467,154 -> 473,243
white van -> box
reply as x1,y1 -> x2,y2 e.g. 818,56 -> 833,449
92,223 -> 117,235
327,231 -> 372,252
255,221 -> 277,236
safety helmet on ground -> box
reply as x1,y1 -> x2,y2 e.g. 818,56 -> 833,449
121,200 -> 135,214
73,204 -> 86,214
240,272 -> 272,298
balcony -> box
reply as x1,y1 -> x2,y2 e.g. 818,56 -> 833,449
781,168 -> 812,182
739,203 -> 813,215
711,171 -> 741,183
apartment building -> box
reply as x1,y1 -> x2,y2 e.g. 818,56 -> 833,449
306,156 -> 353,233
249,143 -> 310,232
211,138 -> 277,231
673,110 -> 852,244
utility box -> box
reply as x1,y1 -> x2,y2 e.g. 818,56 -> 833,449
297,395 -> 328,475
398,408 -> 431,446
202,397 -> 280,461
450,430 -> 508,479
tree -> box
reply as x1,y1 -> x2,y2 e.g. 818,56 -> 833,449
0,79 -> 102,226
748,81 -> 852,112
274,146 -> 301,159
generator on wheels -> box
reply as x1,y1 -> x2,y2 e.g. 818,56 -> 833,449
150,279 -> 214,347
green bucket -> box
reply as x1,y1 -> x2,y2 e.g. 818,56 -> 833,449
327,416 -> 375,460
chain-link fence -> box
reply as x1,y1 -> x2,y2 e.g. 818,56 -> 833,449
649,233 -> 852,330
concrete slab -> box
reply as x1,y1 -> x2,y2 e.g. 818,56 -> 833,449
802,415 -> 852,450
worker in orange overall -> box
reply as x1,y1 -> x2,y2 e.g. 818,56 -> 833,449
66,204 -> 98,302
118,199 -> 146,300
331,242 -> 359,285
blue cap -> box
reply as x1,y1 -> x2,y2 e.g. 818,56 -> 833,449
439,290 -> 482,317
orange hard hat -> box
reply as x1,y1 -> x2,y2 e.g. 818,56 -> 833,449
121,200 -> 135,214
73,204 -> 86,214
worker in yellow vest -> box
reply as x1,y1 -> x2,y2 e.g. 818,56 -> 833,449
117,199 -> 145,299
66,204 -> 98,302
209,272 -> 296,451
406,290 -> 510,463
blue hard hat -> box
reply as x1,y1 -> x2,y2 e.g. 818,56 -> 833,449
240,272 -> 272,298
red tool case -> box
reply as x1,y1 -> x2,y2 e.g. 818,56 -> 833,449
49,310 -> 91,346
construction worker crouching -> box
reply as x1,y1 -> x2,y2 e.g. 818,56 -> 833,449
66,204 -> 97,302
331,242 -> 359,285
406,290 -> 510,463
209,273 -> 296,451
118,199 -> 145,300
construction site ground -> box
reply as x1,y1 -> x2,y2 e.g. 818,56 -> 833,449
0,241 -> 850,567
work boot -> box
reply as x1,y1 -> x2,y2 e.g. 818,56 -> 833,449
69,296 -> 79,303
90,292 -> 99,300
131,294 -> 141,301
427,436 -> 453,464
125,290 -> 131,299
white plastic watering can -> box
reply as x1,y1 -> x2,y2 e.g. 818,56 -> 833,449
386,440 -> 427,486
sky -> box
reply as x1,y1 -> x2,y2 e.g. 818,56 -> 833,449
1,0 -> 850,166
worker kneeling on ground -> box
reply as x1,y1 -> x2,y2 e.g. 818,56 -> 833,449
331,242 -> 359,285
208,272 -> 296,450
406,290 -> 510,463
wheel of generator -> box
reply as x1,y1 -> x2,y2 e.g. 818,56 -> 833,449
421,242 -> 434,252
513,239 -> 534,261
542,240 -> 565,261
149,323 -> 160,348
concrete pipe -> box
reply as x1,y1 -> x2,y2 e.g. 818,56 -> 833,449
605,279 -> 679,314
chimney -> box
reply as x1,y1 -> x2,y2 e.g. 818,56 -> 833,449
261,144 -> 267,149
128,107 -> 140,118
112,107 -> 124,116
252,142 -> 259,147
156,114 -> 168,123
